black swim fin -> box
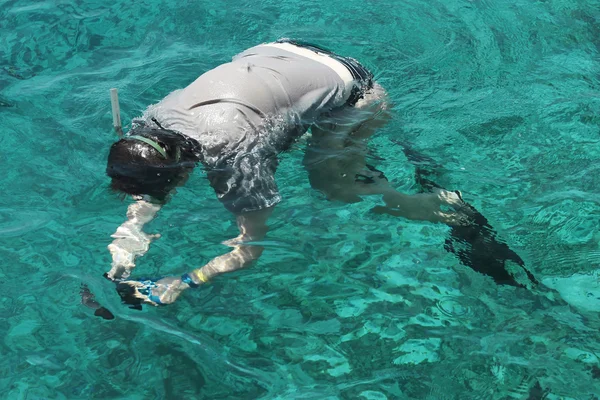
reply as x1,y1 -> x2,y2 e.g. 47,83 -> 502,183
442,195 -> 538,287
393,140 -> 538,288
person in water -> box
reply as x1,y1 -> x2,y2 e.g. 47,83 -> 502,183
105,39 -> 535,308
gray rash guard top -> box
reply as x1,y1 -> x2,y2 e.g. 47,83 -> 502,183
139,42 -> 368,213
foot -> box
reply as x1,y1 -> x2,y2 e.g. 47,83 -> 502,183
116,276 -> 190,307
377,189 -> 473,225
432,189 -> 474,225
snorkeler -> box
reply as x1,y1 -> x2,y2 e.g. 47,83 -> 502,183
103,39 -> 535,309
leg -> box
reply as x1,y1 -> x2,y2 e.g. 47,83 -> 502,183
305,84 -> 536,287
304,82 -> 466,224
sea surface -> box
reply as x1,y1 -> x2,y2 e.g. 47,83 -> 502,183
1,0 -> 599,398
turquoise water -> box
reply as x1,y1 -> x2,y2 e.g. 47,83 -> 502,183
2,0 -> 600,398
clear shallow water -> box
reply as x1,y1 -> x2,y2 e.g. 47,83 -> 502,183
1,0 -> 600,398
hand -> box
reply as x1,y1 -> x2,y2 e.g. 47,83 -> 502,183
116,276 -> 190,307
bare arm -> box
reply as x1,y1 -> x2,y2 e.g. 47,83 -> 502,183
122,207 -> 274,306
106,199 -> 161,280
188,207 -> 273,283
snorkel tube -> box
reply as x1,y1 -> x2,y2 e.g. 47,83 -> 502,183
110,88 -> 123,138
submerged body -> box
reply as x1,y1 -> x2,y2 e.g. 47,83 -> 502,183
104,40 -> 528,308
144,43 -> 352,159
135,41 -> 369,213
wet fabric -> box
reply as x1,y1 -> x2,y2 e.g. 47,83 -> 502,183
140,41 -> 373,213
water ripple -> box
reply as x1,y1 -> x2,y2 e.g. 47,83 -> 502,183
2,0 -> 600,398
0,208 -> 53,237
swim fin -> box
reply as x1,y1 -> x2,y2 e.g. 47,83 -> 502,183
393,140 -> 538,287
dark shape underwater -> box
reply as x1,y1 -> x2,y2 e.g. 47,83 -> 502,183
394,139 -> 538,288
80,284 -> 115,320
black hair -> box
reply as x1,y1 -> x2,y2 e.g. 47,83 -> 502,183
106,125 -> 201,202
